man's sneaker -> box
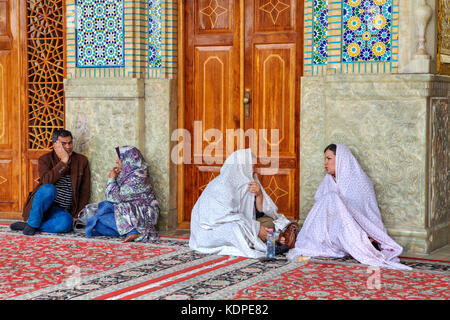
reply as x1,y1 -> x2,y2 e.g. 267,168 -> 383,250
10,221 -> 27,231
23,224 -> 36,236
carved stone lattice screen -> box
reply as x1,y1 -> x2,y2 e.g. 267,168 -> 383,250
26,0 -> 65,149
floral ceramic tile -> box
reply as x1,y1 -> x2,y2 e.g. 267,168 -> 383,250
313,0 -> 328,65
149,0 -> 162,68
342,0 -> 392,63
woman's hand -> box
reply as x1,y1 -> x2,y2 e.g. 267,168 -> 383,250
249,182 -> 263,212
258,225 -> 269,242
248,182 -> 262,197
109,167 -> 121,179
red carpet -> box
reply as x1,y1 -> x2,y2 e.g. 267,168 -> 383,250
0,233 -> 175,299
0,225 -> 448,300
232,261 -> 450,300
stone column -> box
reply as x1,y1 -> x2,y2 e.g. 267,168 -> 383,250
399,0 -> 438,73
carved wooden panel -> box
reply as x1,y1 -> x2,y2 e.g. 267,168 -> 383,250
253,44 -> 296,157
28,158 -> 40,191
244,0 -> 301,221
0,159 -> 13,209
197,0 -> 232,32
0,0 -> 20,216
197,166 -> 220,195
194,47 -> 234,161
0,0 -> 12,50
0,63 -> 5,146
26,0 -> 65,150
257,168 -> 295,219
255,0 -> 294,32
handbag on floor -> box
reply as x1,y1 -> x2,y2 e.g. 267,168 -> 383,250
73,203 -> 98,233
280,221 -> 300,249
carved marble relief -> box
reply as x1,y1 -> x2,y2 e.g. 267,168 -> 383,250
438,0 -> 450,74
430,97 -> 449,229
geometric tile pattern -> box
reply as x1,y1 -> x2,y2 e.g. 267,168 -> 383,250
313,0 -> 329,65
66,0 -> 177,79
76,0 -> 125,67
342,0 -> 392,63
26,0 -> 65,149
149,0 -> 162,68
304,0 -> 399,75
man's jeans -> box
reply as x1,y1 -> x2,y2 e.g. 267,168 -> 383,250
27,184 -> 73,233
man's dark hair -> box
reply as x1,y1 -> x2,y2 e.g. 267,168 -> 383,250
324,143 -> 337,155
51,129 -> 73,143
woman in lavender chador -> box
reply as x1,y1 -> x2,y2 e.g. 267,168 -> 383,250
287,144 -> 411,270
85,146 -> 160,242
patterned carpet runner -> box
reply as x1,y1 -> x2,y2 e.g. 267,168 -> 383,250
0,225 -> 448,300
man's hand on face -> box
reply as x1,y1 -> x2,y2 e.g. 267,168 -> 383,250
53,136 -> 73,164
53,140 -> 70,164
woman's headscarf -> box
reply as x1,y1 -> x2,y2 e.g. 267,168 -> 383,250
108,146 -> 159,241
114,146 -> 156,202
194,148 -> 290,232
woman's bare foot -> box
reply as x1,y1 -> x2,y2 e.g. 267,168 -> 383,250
122,233 -> 140,243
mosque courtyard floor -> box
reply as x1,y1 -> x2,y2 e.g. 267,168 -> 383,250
0,220 -> 448,301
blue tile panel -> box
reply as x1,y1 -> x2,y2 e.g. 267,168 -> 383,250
76,0 -> 125,68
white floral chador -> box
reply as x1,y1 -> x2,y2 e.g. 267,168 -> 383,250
287,144 -> 411,270
189,149 -> 291,258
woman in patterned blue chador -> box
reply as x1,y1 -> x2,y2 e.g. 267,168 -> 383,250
85,146 -> 160,242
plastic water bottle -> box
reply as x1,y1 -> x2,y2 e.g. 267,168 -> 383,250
266,228 -> 275,259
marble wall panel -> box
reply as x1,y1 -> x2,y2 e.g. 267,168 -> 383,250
429,96 -> 449,250
144,79 -> 178,230
64,79 -> 145,206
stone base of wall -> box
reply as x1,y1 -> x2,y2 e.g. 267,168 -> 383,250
299,74 -> 450,254
64,78 -> 177,231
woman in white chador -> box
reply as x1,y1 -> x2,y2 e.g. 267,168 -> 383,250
287,144 -> 411,270
189,149 -> 291,259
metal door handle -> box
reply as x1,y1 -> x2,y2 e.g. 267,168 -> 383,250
243,89 -> 250,119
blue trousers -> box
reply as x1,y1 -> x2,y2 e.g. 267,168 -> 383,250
85,201 -> 138,238
27,184 -> 73,233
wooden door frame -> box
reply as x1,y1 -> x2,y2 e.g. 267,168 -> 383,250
17,0 -> 67,219
177,0 -> 303,229
0,0 -> 21,218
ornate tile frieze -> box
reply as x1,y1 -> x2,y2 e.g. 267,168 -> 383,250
76,0 -> 125,68
149,0 -> 162,68
313,0 -> 328,65
342,0 -> 392,63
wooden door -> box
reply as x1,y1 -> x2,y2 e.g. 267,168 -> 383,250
0,0 -> 65,219
243,0 -> 302,223
178,0 -> 302,228
0,0 -> 22,217
20,0 -> 66,215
